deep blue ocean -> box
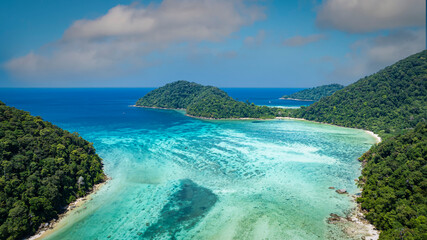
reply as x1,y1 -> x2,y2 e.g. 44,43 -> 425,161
0,88 -> 374,240
0,88 -> 310,125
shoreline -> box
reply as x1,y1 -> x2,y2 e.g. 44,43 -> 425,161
363,130 -> 382,143
328,194 -> 379,240
279,97 -> 314,101
131,106 -> 382,143
276,117 -> 382,143
28,179 -> 109,240
130,105 -> 186,110
350,194 -> 380,240
185,114 -> 277,121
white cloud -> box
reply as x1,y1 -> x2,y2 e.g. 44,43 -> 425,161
64,1 -> 263,43
282,34 -> 325,47
330,29 -> 426,84
5,0 -> 264,79
316,0 -> 426,33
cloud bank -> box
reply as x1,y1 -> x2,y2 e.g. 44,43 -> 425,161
5,0 -> 264,78
331,29 -> 426,83
317,0 -> 426,33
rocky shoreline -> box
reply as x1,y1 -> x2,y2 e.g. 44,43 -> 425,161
327,193 -> 379,240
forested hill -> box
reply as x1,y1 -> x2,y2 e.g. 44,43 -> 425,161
136,81 -> 206,109
281,83 -> 344,101
295,50 -> 427,138
136,80 -> 281,119
0,101 -> 105,240
357,122 -> 426,239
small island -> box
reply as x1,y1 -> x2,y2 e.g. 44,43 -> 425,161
135,80 -> 285,119
281,84 -> 344,101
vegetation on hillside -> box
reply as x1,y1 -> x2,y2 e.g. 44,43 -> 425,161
357,122 -> 426,239
136,80 -> 283,119
186,86 -> 280,119
0,101 -> 105,240
295,50 -> 427,138
292,50 -> 427,240
282,83 -> 344,101
135,81 -> 206,109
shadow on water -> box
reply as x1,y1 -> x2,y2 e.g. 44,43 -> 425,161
142,179 -> 218,239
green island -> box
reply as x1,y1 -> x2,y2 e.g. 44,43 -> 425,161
135,80 -> 282,119
281,83 -> 344,101
0,102 -> 105,240
136,50 -> 426,239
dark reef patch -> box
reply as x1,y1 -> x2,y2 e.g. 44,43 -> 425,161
142,179 -> 218,239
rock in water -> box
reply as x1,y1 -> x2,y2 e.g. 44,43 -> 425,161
142,179 -> 218,238
336,189 -> 347,194
327,213 -> 342,223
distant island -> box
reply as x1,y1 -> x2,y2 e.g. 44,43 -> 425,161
135,80 -> 284,119
281,84 -> 344,101
0,102 -> 106,240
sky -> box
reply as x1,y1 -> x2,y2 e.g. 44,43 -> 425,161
0,0 -> 425,88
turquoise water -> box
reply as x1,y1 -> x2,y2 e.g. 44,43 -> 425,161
0,89 -> 375,239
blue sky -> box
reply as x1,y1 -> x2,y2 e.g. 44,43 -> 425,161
0,0 -> 425,87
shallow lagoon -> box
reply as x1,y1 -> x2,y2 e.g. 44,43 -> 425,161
0,89 -> 376,239
46,114 -> 375,240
